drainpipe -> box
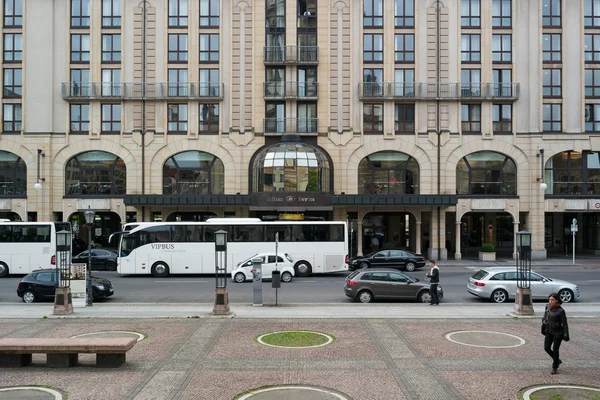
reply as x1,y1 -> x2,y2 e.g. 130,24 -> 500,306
140,1 -> 147,221
435,1 -> 443,260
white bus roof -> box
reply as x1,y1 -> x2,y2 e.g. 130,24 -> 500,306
206,218 -> 262,223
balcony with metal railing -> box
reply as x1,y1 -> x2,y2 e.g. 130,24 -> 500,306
358,82 -> 520,101
263,46 -> 319,64
263,81 -> 319,100
61,82 -> 225,100
263,118 -> 318,135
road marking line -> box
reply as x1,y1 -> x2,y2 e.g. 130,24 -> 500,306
152,280 -> 208,283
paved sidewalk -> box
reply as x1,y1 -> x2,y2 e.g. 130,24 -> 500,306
0,315 -> 599,400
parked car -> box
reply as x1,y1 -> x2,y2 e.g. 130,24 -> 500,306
72,249 -> 118,271
467,267 -> 580,303
349,250 -> 426,272
231,253 -> 295,283
344,268 -> 443,303
17,269 -> 114,303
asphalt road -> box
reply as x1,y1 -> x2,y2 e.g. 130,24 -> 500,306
2,265 -> 600,304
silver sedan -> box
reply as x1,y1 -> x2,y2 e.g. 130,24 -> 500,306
467,267 -> 580,303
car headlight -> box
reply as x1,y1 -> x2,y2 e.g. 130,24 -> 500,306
95,284 -> 105,290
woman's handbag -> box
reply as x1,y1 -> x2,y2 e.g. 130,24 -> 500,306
541,323 -> 547,335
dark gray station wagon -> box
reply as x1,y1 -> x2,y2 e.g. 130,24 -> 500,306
344,268 -> 443,303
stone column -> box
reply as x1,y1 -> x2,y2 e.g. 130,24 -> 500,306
455,221 -> 462,260
415,221 -> 422,254
513,221 -> 519,259
357,220 -> 363,256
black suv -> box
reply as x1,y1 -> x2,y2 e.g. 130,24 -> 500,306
17,269 -> 114,303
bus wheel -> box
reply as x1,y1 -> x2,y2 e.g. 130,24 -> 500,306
151,262 -> 170,277
294,261 -> 312,277
0,262 -> 8,278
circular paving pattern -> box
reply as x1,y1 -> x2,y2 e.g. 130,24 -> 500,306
0,386 -> 64,400
521,385 -> 600,400
71,330 -> 146,341
236,385 -> 351,400
255,331 -> 334,349
445,330 -> 526,348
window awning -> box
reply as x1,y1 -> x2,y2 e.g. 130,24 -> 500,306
331,194 -> 458,206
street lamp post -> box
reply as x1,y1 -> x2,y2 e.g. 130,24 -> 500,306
514,230 -> 534,315
213,230 -> 230,315
53,229 -> 73,315
84,206 -> 96,306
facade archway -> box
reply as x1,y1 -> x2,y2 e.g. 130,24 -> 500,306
456,151 -> 517,195
0,150 -> 27,196
358,151 -> 419,195
163,151 -> 224,195
64,151 -> 126,196
359,211 -> 419,256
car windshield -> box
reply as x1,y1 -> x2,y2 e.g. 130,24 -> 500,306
471,270 -> 489,280
238,254 -> 258,266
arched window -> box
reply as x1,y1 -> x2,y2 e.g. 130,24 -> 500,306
0,151 -> 26,196
544,151 -> 599,195
163,151 -> 224,195
456,151 -> 516,195
358,151 -> 419,194
65,151 -> 126,196
251,140 -> 331,192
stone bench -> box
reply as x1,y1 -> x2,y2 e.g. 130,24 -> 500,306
0,337 -> 137,368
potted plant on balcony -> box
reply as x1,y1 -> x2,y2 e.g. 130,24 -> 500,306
479,243 -> 496,261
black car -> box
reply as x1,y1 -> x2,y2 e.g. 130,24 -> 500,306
72,249 -> 118,271
349,250 -> 426,272
17,269 -> 114,303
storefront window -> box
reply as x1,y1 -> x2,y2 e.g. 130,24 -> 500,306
358,151 -> 419,194
252,140 -> 331,192
456,151 -> 516,195
0,150 -> 26,196
544,151 -> 599,195
65,151 -> 125,196
163,151 -> 224,195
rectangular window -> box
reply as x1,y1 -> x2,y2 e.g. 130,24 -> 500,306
585,34 -> 600,63
199,68 -> 219,96
492,69 -> 512,97
199,104 -> 219,133
200,0 -> 219,27
265,103 -> 285,133
542,0 -> 561,27
168,104 -> 188,133
543,69 -> 561,97
493,104 -> 512,133
492,34 -> 511,63
102,0 -> 121,27
3,33 -> 22,62
492,0 -> 511,27
3,68 -> 21,98
71,0 -> 90,27
461,104 -> 481,133
266,0 -> 285,28
169,0 -> 188,27
3,104 -> 21,132
586,104 -> 600,132
461,34 -> 481,63
394,104 -> 415,133
461,69 -> 481,96
542,34 -> 561,62
101,68 -> 121,96
297,103 -> 317,133
168,69 -> 188,97
543,104 -> 561,132
101,104 -> 121,133
394,69 -> 415,96
394,0 -> 414,27
395,34 -> 415,63
586,69 -> 600,97
102,34 -> 121,63
461,0 -> 480,27
70,104 -> 90,134
363,104 -> 383,133
71,34 -> 90,63
4,0 -> 23,27
168,34 -> 188,63
364,0 -> 383,27
70,69 -> 90,96
585,0 -> 600,27
363,68 -> 384,97
363,34 -> 383,62
199,33 -> 219,62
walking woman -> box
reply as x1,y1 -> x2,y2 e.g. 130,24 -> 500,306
542,292 -> 570,374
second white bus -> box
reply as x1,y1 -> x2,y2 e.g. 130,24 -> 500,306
116,218 -> 348,277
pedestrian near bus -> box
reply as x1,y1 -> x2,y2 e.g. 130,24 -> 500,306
426,260 -> 439,305
542,292 -> 570,374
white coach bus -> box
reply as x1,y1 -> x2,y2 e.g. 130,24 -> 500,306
0,220 -> 72,277
115,218 -> 348,277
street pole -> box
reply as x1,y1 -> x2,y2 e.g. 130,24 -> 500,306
87,225 -> 93,306
571,218 -> 578,265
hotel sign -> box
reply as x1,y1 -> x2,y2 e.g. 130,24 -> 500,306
250,192 -> 331,207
